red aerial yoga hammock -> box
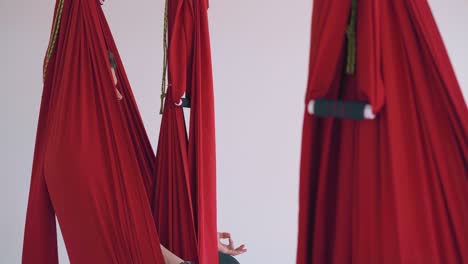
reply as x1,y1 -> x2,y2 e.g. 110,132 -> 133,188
297,0 -> 467,263
23,0 -> 218,262
22,0 -> 167,262
152,0 -> 218,263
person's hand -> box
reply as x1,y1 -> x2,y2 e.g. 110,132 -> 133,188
217,232 -> 247,256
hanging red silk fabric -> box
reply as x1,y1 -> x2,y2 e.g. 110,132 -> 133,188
152,0 -> 218,263
297,0 -> 468,263
22,0 -> 165,263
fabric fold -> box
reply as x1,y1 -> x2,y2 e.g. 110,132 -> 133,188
297,0 -> 468,263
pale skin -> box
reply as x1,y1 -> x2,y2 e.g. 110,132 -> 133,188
160,245 -> 184,264
217,232 -> 247,256
161,232 -> 247,264
111,67 -> 123,100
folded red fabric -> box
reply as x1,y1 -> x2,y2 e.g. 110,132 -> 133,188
298,0 -> 468,263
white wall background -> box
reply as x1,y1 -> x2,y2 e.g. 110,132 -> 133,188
1,0 -> 466,263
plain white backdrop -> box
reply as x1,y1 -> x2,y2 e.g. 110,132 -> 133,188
1,0 -> 467,263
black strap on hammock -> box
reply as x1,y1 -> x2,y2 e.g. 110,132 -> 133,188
308,0 -> 376,120
175,97 -> 191,108
308,99 -> 374,120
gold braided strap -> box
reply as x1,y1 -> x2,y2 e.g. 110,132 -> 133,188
159,0 -> 169,114
346,0 -> 357,75
43,0 -> 65,81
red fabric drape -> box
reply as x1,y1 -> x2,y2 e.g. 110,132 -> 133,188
297,0 -> 468,263
152,0 -> 218,263
153,0 -> 218,264
22,1 -> 164,263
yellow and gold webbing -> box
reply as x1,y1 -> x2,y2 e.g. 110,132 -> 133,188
43,0 -> 65,81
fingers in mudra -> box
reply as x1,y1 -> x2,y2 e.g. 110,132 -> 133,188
218,232 -> 247,256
